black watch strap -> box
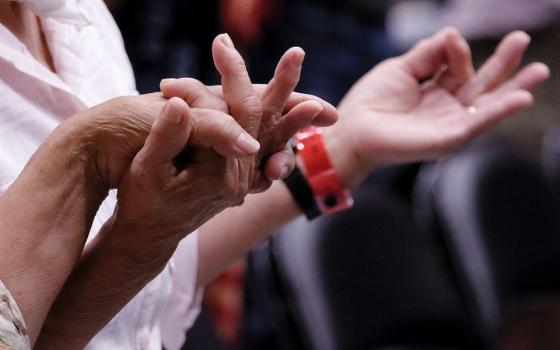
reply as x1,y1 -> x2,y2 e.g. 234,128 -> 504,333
283,165 -> 321,220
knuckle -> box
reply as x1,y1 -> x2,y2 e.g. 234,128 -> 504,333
217,101 -> 229,113
150,120 -> 172,139
232,56 -> 248,73
182,77 -> 204,89
188,112 -> 205,139
221,113 -> 237,127
235,175 -> 251,199
232,198 -> 245,207
112,95 -> 137,111
251,175 -> 272,194
240,95 -> 262,116
237,183 -> 250,200
384,57 -> 406,72
115,95 -> 134,105
131,152 -> 160,180
222,116 -> 241,141
221,55 -> 248,76
223,177 -> 249,204
384,57 -> 400,66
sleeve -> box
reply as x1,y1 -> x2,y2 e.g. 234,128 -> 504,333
0,181 -> 11,193
160,231 -> 204,350
0,279 -> 30,350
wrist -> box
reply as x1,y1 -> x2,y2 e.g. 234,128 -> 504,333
106,216 -> 180,270
0,116 -> 111,339
41,116 -> 108,202
321,124 -> 371,189
76,94 -> 165,189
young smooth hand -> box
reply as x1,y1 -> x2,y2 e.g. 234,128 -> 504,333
327,28 -> 550,187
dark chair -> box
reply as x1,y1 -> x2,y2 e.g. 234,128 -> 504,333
542,126 -> 560,196
245,182 -> 485,350
414,142 -> 560,349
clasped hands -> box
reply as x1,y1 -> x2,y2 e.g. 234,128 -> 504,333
89,34 -> 337,247
4,28 -> 549,346
79,28 -> 548,248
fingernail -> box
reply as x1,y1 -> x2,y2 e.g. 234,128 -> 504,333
164,100 -> 183,124
160,78 -> 176,87
235,132 -> 260,154
221,33 -> 234,49
296,47 -> 306,59
309,102 -> 324,120
291,47 -> 305,67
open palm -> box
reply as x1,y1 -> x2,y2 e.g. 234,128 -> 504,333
331,28 -> 549,185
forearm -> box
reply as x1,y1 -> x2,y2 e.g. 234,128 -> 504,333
197,180 -> 301,286
36,218 -> 179,350
0,118 -> 106,343
197,126 -> 364,286
37,93 -> 260,348
0,95 -> 162,345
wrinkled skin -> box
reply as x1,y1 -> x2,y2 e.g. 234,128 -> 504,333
76,34 -> 337,244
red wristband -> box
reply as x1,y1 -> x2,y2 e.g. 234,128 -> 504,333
295,126 -> 353,215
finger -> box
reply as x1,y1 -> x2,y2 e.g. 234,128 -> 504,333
142,97 -> 193,165
260,47 -> 305,118
457,31 -> 531,104
209,85 -> 338,127
493,62 -> 550,95
400,27 -> 453,80
188,108 -> 261,158
264,144 -> 296,180
466,90 -> 533,136
249,173 -> 273,194
275,100 -> 324,144
160,78 -> 229,112
436,29 -> 475,92
281,92 -> 338,127
212,33 -> 261,136
445,29 -> 475,84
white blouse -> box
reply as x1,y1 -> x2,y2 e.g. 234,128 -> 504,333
0,0 -> 201,349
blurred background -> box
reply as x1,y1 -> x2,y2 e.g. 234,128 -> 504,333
105,0 -> 560,349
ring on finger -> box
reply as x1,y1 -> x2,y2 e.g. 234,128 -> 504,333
467,105 -> 478,114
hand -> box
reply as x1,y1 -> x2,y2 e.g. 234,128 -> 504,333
107,35 -> 339,245
160,34 -> 338,191
328,28 -> 550,187
80,89 -> 335,193
113,97 -> 264,246
32,97 -> 272,348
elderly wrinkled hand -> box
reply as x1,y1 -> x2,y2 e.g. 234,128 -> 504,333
160,34 -> 338,192
113,97 -> 266,243
324,28 -> 550,187
79,44 -> 336,196
79,34 -> 338,247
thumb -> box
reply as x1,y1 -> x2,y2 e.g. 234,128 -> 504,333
141,97 -> 192,165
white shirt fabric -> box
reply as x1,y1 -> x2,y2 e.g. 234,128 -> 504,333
0,0 -> 202,349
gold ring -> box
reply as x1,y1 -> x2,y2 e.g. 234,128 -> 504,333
467,106 -> 478,114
